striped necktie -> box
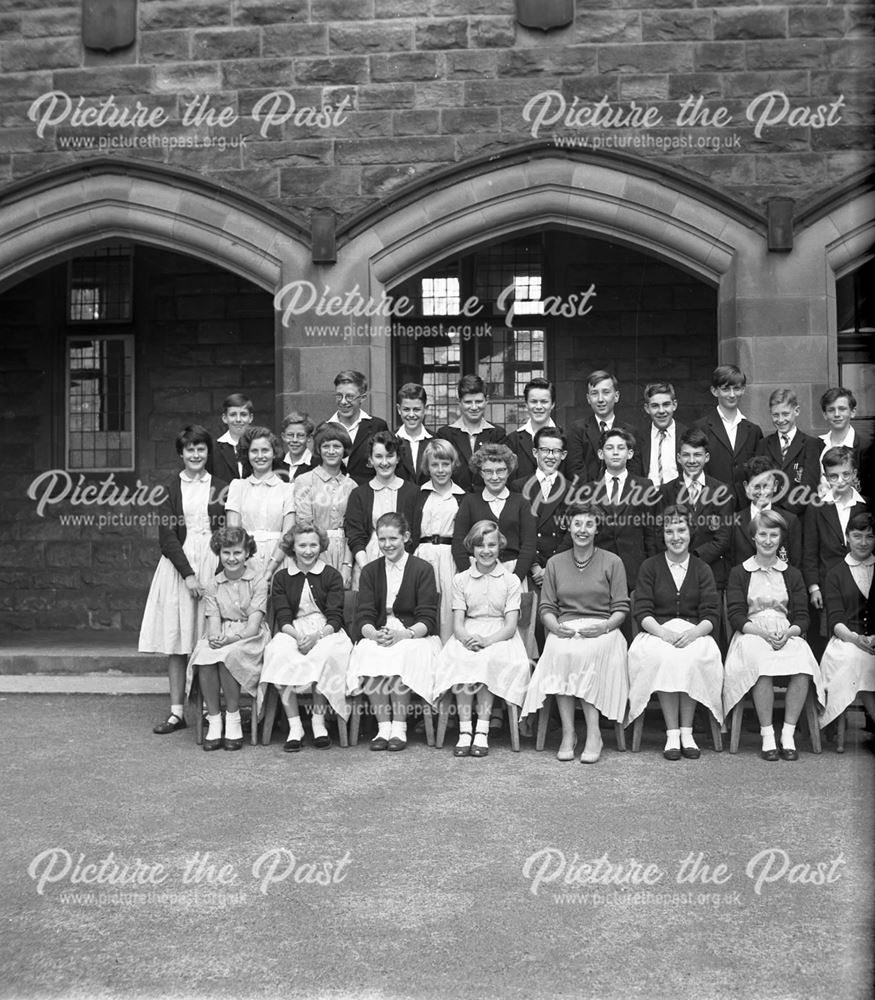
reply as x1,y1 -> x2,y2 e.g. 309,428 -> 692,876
780,433 -> 790,461
656,429 -> 667,486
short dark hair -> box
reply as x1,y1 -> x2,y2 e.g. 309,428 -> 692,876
457,374 -> 486,398
822,445 -> 856,471
396,382 -> 427,405
768,388 -> 798,409
313,422 -> 352,459
375,511 -> 409,535
600,426 -> 635,451
222,392 -> 253,413
660,504 -> 693,530
470,442 -> 517,475
237,426 -> 284,462
587,370 -> 618,391
334,370 -> 367,393
523,377 -> 554,403
820,386 -> 856,412
678,427 -> 710,452
846,512 -> 875,537
711,364 -> 746,389
368,429 -> 400,457
211,526 -> 257,557
744,454 -> 779,481
533,426 -> 567,451
280,522 -> 329,555
175,424 -> 213,456
566,501 -> 606,523
281,411 -> 315,437
643,381 -> 675,402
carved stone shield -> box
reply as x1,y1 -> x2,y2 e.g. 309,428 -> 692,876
82,0 -> 137,53
516,0 -> 574,32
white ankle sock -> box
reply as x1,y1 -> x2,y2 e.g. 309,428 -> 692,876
376,721 -> 392,740
206,713 -> 223,741
456,724 -> 472,748
679,726 -> 698,750
760,725 -> 776,752
781,722 -> 796,751
224,710 -> 242,740
287,716 -> 305,741
170,703 -> 184,721
390,720 -> 407,741
311,714 -> 328,739
665,728 -> 680,751
474,719 -> 489,747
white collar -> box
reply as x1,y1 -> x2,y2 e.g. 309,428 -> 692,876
421,481 -> 465,495
216,431 -> 237,445
245,473 -> 282,486
285,448 -> 313,467
743,556 -> 788,572
329,409 -> 371,430
536,468 -> 557,486
717,407 -> 744,427
820,427 -> 855,447
664,553 -> 689,572
517,418 -> 556,437
603,470 -> 628,488
652,421 -> 675,438
371,476 -> 404,492
179,470 -> 209,483
683,473 -> 704,487
218,563 -> 256,584
286,559 -> 326,576
449,417 -> 494,432
825,488 -> 865,508
396,425 -> 432,442
846,553 -> 875,568
386,553 -> 408,573
313,464 -> 346,482
469,563 -> 506,580
481,486 -> 510,502
778,427 -> 797,443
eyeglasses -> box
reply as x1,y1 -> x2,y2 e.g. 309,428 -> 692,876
825,471 -> 855,482
537,448 -> 565,456
335,393 -> 363,404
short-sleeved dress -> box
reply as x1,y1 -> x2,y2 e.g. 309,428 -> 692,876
414,484 -> 465,642
259,563 -> 353,719
819,556 -> 875,726
187,563 -> 270,697
626,554 -> 724,725
521,549 -> 630,722
138,473 -> 219,655
225,473 -> 295,577
432,564 -> 531,707
722,558 -> 821,716
292,466 -> 356,573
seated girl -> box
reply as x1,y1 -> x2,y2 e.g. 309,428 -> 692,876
187,527 -> 270,751
723,509 -> 822,761
819,511 -> 875,730
433,520 -> 531,757
626,505 -> 724,760
347,512 -> 441,752
259,523 -> 353,752
411,437 -> 466,642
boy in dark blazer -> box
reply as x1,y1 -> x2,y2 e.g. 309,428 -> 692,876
394,382 -> 434,486
504,377 -> 562,483
566,369 -> 636,485
694,364 -> 763,507
729,455 -> 803,568
207,392 -> 253,483
634,380 -> 687,485
756,388 -> 821,517
436,374 -> 505,493
326,370 -> 389,486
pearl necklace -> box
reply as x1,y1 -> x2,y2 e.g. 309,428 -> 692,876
573,550 -> 595,572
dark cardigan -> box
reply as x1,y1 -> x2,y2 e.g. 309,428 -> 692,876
726,561 -> 809,635
157,474 -> 228,579
353,555 -> 437,640
823,561 -> 875,637
451,491 -> 537,581
633,554 -> 719,632
270,564 -> 345,633
343,480 -> 420,557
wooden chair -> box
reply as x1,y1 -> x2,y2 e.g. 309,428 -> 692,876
629,699 -> 723,753
257,589 -> 352,747
728,686 -> 822,754
434,590 -> 537,753
835,699 -> 872,753
345,589 -> 436,747
188,672 -> 259,746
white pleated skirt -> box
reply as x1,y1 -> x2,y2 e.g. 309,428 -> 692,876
433,617 -> 531,707
819,636 -> 875,726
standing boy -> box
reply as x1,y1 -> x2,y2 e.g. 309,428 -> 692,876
566,370 -> 635,484
756,388 -> 821,517
208,392 -> 253,483
436,374 -> 505,492
636,381 -> 686,486
694,364 -> 763,507
326,370 -> 389,486
394,383 -> 433,486
505,377 -> 561,482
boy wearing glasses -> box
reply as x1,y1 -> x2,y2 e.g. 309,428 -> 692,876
280,411 -> 316,480
804,446 -> 870,621
694,364 -> 763,507
326,370 -> 388,485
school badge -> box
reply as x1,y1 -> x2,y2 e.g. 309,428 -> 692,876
516,0 -> 574,32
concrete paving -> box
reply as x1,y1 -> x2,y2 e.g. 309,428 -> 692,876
1,693 -> 872,1000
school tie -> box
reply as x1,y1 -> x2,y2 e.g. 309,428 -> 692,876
610,476 -> 620,505
780,433 -> 790,461
599,420 -> 607,434
687,480 -> 700,507
656,429 -> 667,486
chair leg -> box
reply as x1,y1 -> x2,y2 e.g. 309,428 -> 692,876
250,695 -> 258,746
435,693 -> 451,749
729,701 -> 743,754
337,704 -> 349,748
422,701 -> 435,747
836,711 -> 846,754
804,689 -> 822,754
614,721 -> 626,752
348,694 -> 362,746
536,699 -> 550,751
631,714 -> 644,753
507,701 -> 520,752
190,673 -> 204,746
709,712 -> 723,752
261,686 -> 278,746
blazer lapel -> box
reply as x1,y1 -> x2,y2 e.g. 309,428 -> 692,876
708,414 -> 733,456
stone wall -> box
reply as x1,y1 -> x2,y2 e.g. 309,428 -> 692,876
0,248 -> 274,632
0,0 -> 871,226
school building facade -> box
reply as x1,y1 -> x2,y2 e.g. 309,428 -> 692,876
0,0 -> 872,631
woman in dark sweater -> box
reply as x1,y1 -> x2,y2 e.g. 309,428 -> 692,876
259,523 -> 352,751
627,506 -> 723,760
723,509 -> 822,760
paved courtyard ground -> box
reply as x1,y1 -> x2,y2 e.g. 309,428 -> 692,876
1,694 -> 872,1000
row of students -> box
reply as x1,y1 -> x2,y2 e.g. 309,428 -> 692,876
170,507 -> 874,760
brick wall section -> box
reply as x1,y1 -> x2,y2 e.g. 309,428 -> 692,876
0,251 -> 274,631
0,1 -> 871,220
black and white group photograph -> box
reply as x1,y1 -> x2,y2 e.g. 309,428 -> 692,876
0,1 -> 872,998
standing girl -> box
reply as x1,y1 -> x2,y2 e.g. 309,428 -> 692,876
139,425 -> 226,735
433,520 -> 531,757
225,425 -> 295,582
293,424 -> 357,588
259,523 -> 353,751
187,527 -> 270,751
411,438 -> 466,642
344,430 -> 418,589
348,512 -> 441,751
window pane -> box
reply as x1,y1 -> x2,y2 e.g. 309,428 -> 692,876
67,336 -> 134,470
69,248 -> 133,322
